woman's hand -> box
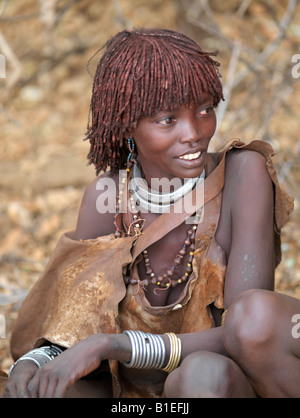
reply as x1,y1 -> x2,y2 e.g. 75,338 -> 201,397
27,333 -> 131,398
3,361 -> 39,398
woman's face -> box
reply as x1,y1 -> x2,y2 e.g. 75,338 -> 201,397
129,93 -> 216,185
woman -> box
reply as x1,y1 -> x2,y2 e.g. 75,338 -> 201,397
3,28 -> 295,398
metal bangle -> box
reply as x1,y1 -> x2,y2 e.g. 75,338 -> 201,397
147,333 -> 158,369
148,333 -> 165,369
157,333 -> 166,369
123,330 -> 166,370
221,309 -> 228,326
162,333 -> 182,373
135,331 -> 147,368
8,345 -> 63,377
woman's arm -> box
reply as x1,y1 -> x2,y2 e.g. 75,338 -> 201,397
178,150 -> 275,358
73,171 -> 118,240
222,149 -> 275,306
22,330 -> 224,398
25,333 -> 132,398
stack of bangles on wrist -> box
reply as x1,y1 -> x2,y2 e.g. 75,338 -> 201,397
123,330 -> 182,373
8,345 -> 63,377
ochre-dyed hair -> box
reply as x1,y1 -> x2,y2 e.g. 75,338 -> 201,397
85,28 -> 224,175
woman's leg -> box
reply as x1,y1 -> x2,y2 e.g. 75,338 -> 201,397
163,351 -> 256,398
223,289 -> 300,398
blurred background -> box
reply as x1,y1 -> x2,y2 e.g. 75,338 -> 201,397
0,0 -> 299,372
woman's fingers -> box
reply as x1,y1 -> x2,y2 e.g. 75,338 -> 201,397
28,357 -> 83,398
3,362 -> 38,398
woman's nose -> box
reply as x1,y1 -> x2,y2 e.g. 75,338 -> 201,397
179,119 -> 201,144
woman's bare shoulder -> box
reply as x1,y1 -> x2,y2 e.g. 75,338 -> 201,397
73,171 -> 119,240
225,148 -> 273,196
226,147 -> 268,170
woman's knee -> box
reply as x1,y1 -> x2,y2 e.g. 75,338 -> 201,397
223,289 -> 300,397
164,351 -> 245,398
223,289 -> 283,359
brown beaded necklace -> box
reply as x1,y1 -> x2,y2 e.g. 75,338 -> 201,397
140,223 -> 197,288
114,160 -> 201,289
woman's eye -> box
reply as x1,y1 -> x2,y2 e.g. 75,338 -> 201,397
198,106 -> 214,116
158,117 -> 175,125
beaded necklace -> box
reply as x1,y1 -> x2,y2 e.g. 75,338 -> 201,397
123,211 -> 201,289
114,161 -> 204,289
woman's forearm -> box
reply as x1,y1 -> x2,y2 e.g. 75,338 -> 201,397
178,326 -> 227,361
106,325 -> 227,371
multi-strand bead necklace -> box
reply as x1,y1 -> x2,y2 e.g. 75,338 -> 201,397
115,161 -> 204,289
139,223 -> 198,289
